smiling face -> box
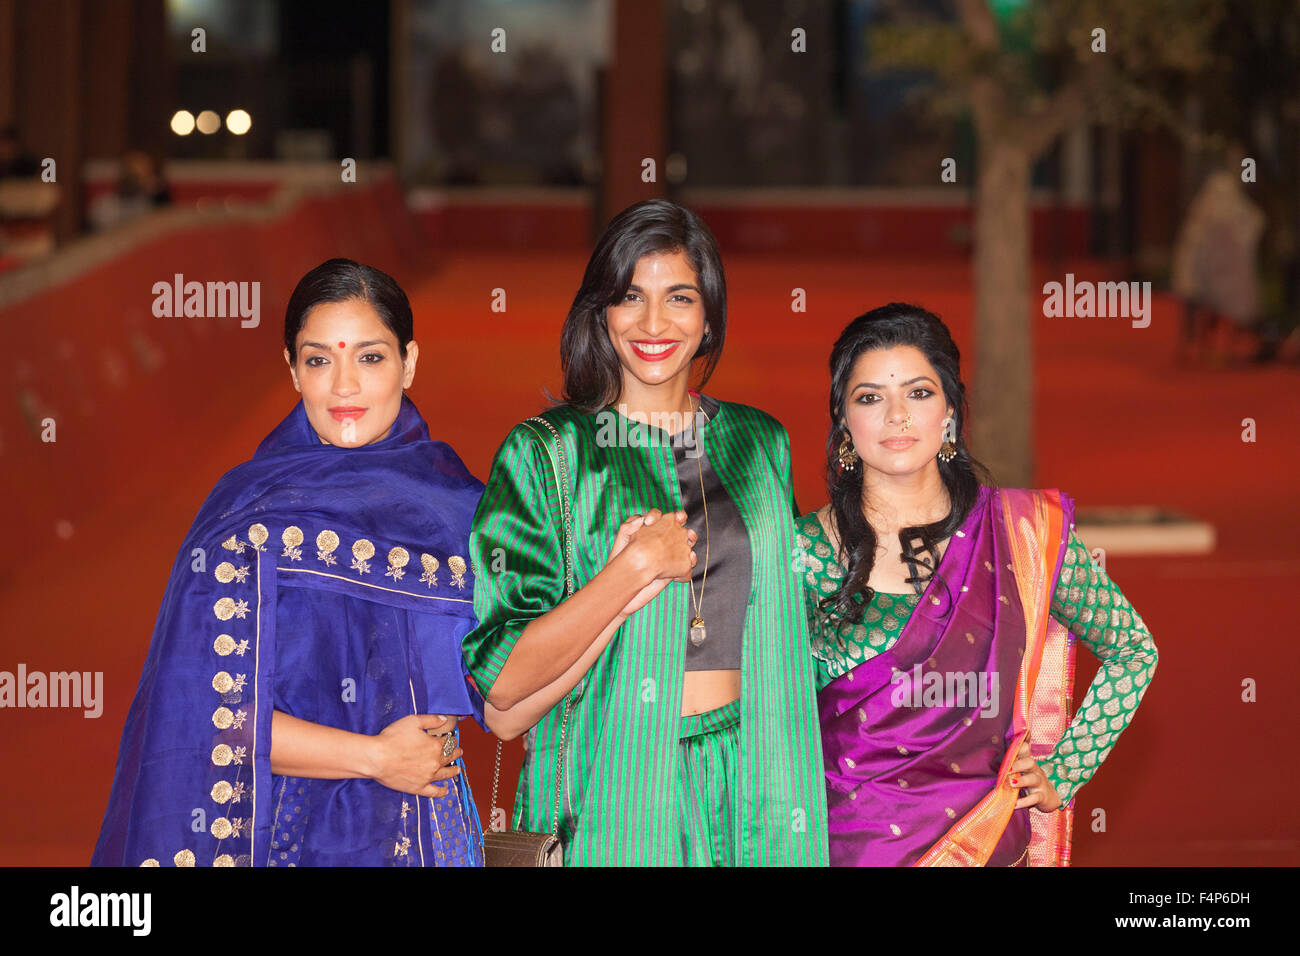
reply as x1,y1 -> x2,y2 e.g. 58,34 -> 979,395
283,298 -> 418,447
605,249 -> 708,405
842,345 -> 954,479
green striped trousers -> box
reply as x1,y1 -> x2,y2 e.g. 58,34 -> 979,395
677,698 -> 742,867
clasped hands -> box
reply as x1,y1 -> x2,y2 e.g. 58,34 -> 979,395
606,508 -> 698,618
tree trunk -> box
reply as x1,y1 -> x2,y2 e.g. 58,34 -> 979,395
971,137 -> 1033,488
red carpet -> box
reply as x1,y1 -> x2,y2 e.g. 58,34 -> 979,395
2,249 -> 1295,866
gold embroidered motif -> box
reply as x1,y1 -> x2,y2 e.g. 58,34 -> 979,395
231,781 -> 246,804
889,824 -> 902,836
222,535 -> 247,554
448,555 -> 467,589
212,744 -> 233,766
419,553 -> 439,588
213,598 -> 249,621
316,529 -> 340,566
211,781 -> 234,803
401,800 -> 411,821
213,854 -> 234,867
235,638 -> 249,656
282,526 -> 304,561
351,538 -> 375,574
231,709 -> 247,730
212,672 -> 234,694
214,634 -> 236,656
230,817 -> 247,836
386,547 -> 410,581
945,807 -> 956,818
231,745 -> 247,765
210,817 -> 233,839
140,858 -> 160,867
394,836 -> 412,858
231,674 -> 247,693
248,523 -> 269,551
212,706 -> 234,729
214,562 -> 237,584
233,565 -> 250,583
174,849 -> 196,867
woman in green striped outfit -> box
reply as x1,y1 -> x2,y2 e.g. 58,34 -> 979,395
463,199 -> 828,866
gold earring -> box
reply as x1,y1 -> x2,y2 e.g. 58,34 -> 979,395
837,434 -> 859,471
938,418 -> 956,463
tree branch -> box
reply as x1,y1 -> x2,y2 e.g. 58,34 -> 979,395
1020,79 -> 1089,157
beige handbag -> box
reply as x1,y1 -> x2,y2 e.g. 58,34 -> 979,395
482,416 -> 577,867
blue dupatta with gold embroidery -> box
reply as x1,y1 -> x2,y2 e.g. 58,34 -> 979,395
92,395 -> 486,867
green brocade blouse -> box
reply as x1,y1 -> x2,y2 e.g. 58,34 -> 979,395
463,399 -> 829,866
795,511 -> 1158,804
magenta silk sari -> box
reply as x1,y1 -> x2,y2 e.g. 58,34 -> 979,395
819,486 -> 1077,866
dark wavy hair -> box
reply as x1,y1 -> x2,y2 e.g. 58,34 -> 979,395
284,258 -> 413,362
820,302 -> 994,625
557,199 -> 726,412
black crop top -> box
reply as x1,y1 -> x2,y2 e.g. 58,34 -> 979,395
676,393 -> 751,671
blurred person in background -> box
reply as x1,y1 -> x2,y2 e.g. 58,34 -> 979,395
1171,145 -> 1266,365
88,150 -> 172,232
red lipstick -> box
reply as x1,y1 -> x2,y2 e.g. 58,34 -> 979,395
330,406 -> 366,423
629,339 -> 681,362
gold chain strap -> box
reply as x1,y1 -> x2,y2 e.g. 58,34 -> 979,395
490,415 -> 577,839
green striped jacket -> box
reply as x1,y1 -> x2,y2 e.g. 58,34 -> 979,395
463,397 -> 829,866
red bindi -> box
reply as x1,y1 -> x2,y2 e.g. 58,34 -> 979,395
337,341 -> 346,349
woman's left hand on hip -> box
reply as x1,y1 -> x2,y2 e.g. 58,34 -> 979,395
1008,739 -> 1063,812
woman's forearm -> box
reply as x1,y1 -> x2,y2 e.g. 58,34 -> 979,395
485,610 -> 628,740
269,710 -> 376,779
487,547 -> 649,711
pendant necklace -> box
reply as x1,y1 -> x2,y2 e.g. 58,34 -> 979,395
688,394 -> 711,647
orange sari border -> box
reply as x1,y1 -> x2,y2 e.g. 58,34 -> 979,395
916,488 -> 1071,867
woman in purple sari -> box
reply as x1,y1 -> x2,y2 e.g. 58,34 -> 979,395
796,304 -> 1158,866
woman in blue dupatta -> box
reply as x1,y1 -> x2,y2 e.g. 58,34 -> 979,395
92,258 -> 486,867
797,303 -> 1158,866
